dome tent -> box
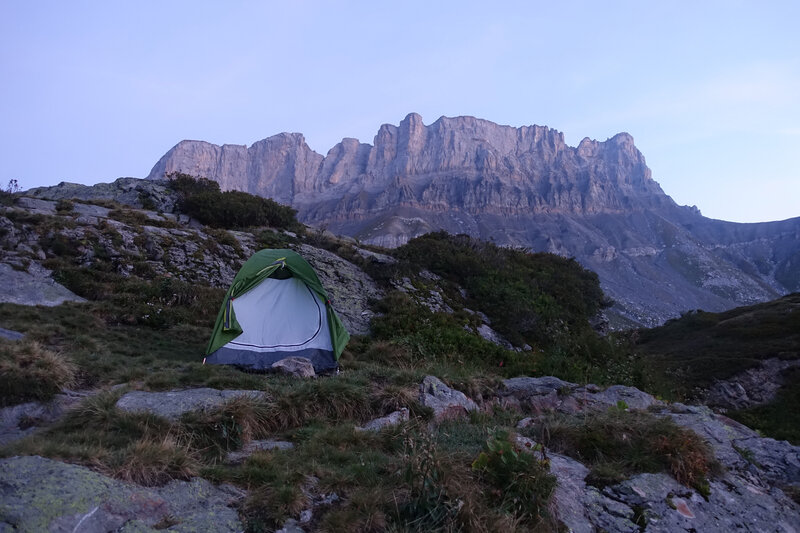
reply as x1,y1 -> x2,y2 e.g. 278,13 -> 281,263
204,249 -> 349,371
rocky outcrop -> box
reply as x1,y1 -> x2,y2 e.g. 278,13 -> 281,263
419,375 -> 478,420
146,113 -> 800,326
296,243 -> 383,335
26,177 -> 179,213
0,456 -> 243,532
509,383 -> 800,532
0,262 -> 86,307
272,356 -> 316,378
704,358 -> 800,410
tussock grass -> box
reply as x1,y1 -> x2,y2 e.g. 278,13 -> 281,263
525,408 -> 715,494
181,395 -> 273,460
0,339 -> 77,406
113,436 -> 198,486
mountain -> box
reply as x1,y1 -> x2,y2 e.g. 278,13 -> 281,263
147,113 -> 800,326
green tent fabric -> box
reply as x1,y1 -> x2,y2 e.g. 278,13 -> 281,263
205,248 -> 349,370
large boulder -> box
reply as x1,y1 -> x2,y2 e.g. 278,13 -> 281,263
295,243 -> 383,335
419,376 -> 478,420
116,388 -> 263,421
0,455 -> 243,532
0,262 -> 86,307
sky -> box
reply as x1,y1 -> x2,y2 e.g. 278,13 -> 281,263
1,1 -> 798,223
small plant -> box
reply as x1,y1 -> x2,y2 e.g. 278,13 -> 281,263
55,199 -> 74,213
396,427 -> 461,531
471,429 -> 556,524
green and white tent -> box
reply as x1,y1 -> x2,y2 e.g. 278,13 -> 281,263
205,249 -> 349,371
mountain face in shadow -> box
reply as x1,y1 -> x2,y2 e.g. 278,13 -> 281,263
147,113 -> 800,326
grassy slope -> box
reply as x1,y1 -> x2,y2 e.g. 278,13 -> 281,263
0,185 -> 790,529
634,293 -> 800,444
635,293 -> 800,397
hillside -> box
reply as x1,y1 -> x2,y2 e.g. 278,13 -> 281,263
1,183 -> 798,531
144,113 -> 800,327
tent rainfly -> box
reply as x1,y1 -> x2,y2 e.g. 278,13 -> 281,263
204,248 -> 349,371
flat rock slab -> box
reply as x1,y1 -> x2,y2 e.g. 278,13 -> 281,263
226,440 -> 295,465
0,455 -> 243,532
0,262 -> 86,307
116,388 -> 264,421
0,327 -> 24,341
0,390 -> 91,447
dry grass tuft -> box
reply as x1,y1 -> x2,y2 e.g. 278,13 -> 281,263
114,435 -> 198,486
0,339 -> 77,406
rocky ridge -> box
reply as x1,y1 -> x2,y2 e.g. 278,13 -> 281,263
145,113 -> 800,326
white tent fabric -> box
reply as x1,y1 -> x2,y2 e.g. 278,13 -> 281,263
227,277 -> 333,353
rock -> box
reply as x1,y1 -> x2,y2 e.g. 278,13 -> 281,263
116,388 -> 263,421
0,327 -> 24,341
276,518 -> 305,533
500,378 -> 662,414
357,408 -> 409,432
225,440 -> 295,465
272,356 -> 316,378
353,246 -> 397,264
419,376 -> 478,420
26,177 -> 178,213
0,456 -> 242,532
0,390 -> 91,446
476,323 -> 514,349
295,243 -> 383,335
705,358 -> 800,410
0,262 -> 86,306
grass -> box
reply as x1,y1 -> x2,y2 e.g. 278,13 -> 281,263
523,407 -> 716,495
5,195 -> 794,529
635,293 -> 800,400
0,339 -> 77,406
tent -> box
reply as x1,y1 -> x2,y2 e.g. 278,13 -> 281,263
204,248 -> 349,371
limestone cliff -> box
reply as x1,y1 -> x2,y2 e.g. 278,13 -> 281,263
147,113 -> 800,326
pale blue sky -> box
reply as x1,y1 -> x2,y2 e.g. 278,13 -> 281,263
1,1 -> 798,222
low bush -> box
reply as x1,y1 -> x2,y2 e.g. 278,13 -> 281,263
166,172 -> 298,230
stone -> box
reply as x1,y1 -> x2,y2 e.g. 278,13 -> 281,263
225,440 -> 295,465
0,262 -> 86,307
476,323 -> 514,349
272,356 -> 316,378
0,456 -> 242,532
295,243 -> 383,335
357,408 -> 409,432
116,388 -> 264,421
0,326 -> 24,341
419,376 -> 478,420
0,390 -> 91,446
705,358 -> 800,410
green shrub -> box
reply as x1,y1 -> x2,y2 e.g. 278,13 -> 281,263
395,232 -> 607,349
166,173 -> 298,230
471,429 -> 556,524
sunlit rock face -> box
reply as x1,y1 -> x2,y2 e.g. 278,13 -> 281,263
148,113 -> 800,326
